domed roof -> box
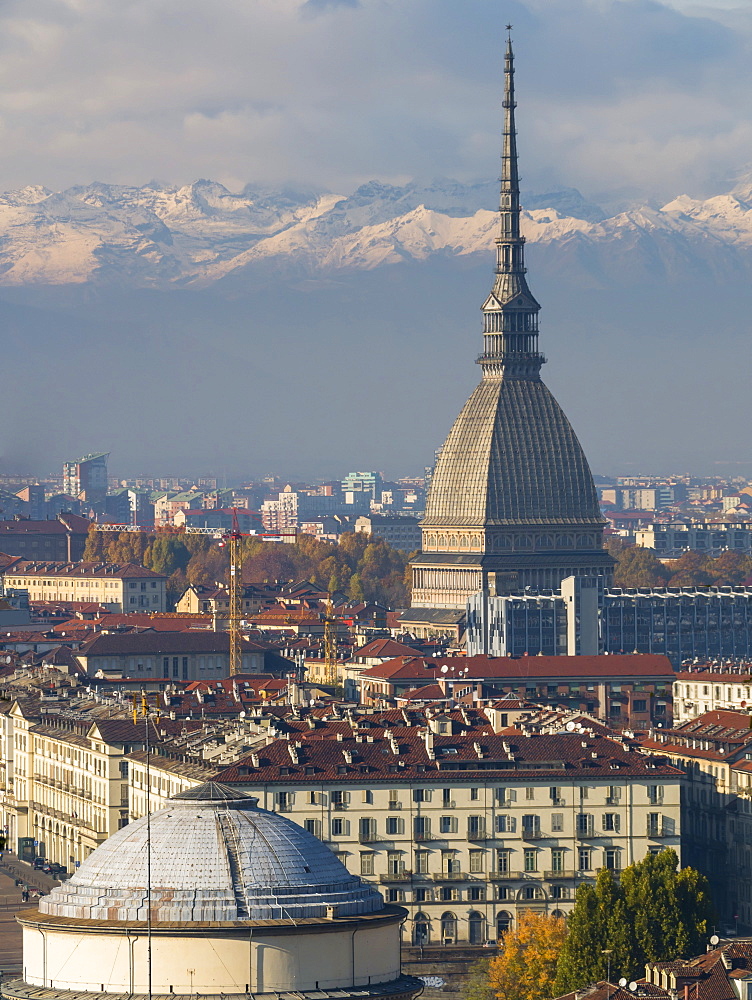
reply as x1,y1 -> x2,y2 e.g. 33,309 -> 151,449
40,782 -> 383,923
423,376 -> 602,527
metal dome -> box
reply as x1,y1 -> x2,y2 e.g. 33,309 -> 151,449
423,376 -> 603,527
40,782 -> 383,922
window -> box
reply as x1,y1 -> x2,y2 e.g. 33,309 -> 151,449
442,788 -> 452,805
415,850 -> 429,874
414,816 -> 431,840
277,791 -> 291,810
388,790 -> 400,809
387,851 -> 404,875
308,790 -> 317,805
413,788 -> 427,802
305,818 -> 322,838
331,818 -> 346,837
550,849 -> 564,873
440,815 -> 457,834
468,815 -> 485,838
470,787 -> 479,800
440,886 -> 458,902
414,887 -> 429,902
647,813 -> 661,837
360,852 -> 374,876
551,884 -> 568,900
603,813 -> 620,832
495,885 -> 509,900
522,814 -> 541,837
469,885 -> 485,901
551,813 -> 564,832
525,787 -> 535,800
182,656 -> 188,680
605,849 -> 620,871
647,785 -> 664,805
496,849 -> 510,873
496,814 -> 516,833
633,699 -> 647,712
469,850 -> 484,874
386,816 -> 403,836
578,848 -> 592,871
577,813 -> 594,837
580,786 -> 589,799
386,888 -> 404,903
524,849 -> 537,873
331,790 -> 346,806
363,790 -> 373,804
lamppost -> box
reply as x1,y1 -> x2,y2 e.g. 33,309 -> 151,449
602,949 -> 613,996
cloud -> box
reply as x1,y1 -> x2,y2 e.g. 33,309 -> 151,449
0,0 -> 747,202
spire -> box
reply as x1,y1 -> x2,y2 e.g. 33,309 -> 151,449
479,30 -> 543,380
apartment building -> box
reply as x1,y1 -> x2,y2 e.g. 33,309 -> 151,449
635,521 -> 752,558
0,513 -> 91,561
355,515 -> 421,553
0,559 -> 167,612
673,668 -> 752,724
126,710 -> 682,946
0,700 -> 157,868
639,710 -> 752,932
357,654 -> 675,728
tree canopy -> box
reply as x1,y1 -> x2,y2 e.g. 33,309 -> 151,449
608,542 -> 752,590
486,911 -> 567,1000
554,851 -> 713,994
83,525 -> 412,609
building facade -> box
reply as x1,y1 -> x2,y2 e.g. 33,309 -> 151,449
411,38 -> 612,609
0,559 -> 167,612
62,453 -> 109,504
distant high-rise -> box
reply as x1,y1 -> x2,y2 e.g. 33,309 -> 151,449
411,35 -> 613,609
63,452 -> 109,504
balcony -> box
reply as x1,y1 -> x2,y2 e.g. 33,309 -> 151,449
647,824 -> 671,839
545,869 -> 577,880
467,829 -> 488,842
521,829 -> 545,841
379,872 -> 411,883
332,802 -> 348,811
490,870 -> 523,881
433,871 -> 470,882
388,802 -> 402,810
358,832 -> 382,844
414,832 -> 437,842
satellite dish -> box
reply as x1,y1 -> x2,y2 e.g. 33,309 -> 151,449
710,934 -> 720,945
629,984 -> 638,992
619,980 -> 628,988
239,711 -> 246,719
441,665 -> 449,673
565,721 -> 576,732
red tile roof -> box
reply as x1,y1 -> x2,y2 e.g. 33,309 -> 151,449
360,653 -> 675,682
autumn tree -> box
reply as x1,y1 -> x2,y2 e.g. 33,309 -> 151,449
665,551 -> 713,588
486,911 -> 566,1000
613,547 -> 671,588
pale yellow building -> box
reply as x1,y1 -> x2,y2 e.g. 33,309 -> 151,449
0,559 -> 167,612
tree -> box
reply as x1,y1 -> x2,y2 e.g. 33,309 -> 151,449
553,883 -> 605,993
665,551 -> 713,588
554,850 -> 713,993
613,547 -> 671,588
462,958 -> 494,1000
487,911 -> 566,1000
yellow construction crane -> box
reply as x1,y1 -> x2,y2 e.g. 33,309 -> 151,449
323,594 -> 338,687
221,509 -> 243,677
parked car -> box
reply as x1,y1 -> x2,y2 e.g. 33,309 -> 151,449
42,863 -> 66,876
32,858 -> 47,870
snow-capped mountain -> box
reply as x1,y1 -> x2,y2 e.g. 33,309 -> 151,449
0,175 -> 751,288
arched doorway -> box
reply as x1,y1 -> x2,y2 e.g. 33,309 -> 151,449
468,911 -> 485,945
496,911 -> 512,938
441,911 -> 458,944
413,913 -> 430,946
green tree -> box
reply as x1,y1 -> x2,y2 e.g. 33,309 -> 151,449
555,850 -> 713,993
462,958 -> 493,1000
613,547 -> 672,588
553,883 -> 604,993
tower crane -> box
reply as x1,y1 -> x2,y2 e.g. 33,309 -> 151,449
323,593 -> 338,687
220,508 -> 244,678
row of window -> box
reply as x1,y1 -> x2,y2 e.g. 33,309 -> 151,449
277,784 -> 664,808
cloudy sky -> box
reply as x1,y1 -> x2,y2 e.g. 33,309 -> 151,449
0,0 -> 750,206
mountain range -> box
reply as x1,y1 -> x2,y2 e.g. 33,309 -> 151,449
1,175 -> 752,289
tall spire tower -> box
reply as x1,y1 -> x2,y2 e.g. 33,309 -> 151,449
411,33 -> 613,609
480,32 -> 542,380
